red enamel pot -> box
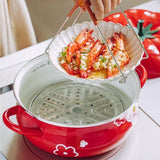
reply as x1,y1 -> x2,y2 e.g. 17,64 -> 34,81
3,54 -> 147,158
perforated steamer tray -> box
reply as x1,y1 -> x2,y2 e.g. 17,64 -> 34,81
29,81 -> 131,126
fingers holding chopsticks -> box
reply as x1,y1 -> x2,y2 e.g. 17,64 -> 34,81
74,0 -> 122,21
90,0 -> 122,20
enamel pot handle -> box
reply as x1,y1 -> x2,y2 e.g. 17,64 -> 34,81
135,64 -> 147,88
3,105 -> 43,136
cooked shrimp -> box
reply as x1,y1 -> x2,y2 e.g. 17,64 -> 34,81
102,38 -> 113,56
66,42 -> 78,63
76,39 -> 95,67
113,32 -> 125,51
87,40 -> 104,69
75,28 -> 93,49
75,51 -> 81,67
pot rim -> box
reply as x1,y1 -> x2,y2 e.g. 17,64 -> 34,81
13,54 -> 140,128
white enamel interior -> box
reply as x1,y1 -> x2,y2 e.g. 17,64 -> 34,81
13,54 -> 140,127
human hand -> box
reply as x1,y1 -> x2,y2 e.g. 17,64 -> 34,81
90,0 -> 122,20
75,0 -> 122,21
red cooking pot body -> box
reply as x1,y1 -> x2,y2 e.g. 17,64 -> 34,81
3,104 -> 138,157
2,54 -> 147,158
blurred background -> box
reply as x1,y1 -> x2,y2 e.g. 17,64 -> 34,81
25,0 -> 153,43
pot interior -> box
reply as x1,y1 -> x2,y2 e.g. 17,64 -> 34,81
29,81 -> 131,126
14,54 -> 140,127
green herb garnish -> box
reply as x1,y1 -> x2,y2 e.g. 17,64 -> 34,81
87,48 -> 91,52
61,52 -> 66,57
114,64 -> 117,68
101,57 -> 106,62
80,51 -> 87,54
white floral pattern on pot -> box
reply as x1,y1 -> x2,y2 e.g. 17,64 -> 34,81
126,105 -> 138,125
114,117 -> 126,127
114,105 -> 138,127
80,140 -> 88,148
53,144 -> 79,157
